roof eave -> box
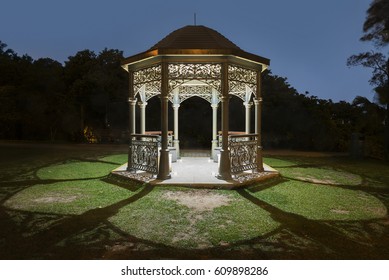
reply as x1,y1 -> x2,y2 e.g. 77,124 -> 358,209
121,48 -> 270,70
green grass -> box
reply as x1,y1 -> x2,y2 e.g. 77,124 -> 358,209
4,180 -> 132,215
108,188 -> 280,248
1,143 -> 389,259
265,156 -> 389,187
251,180 -> 386,221
3,152 -> 133,215
258,157 -> 388,221
196,192 -> 279,246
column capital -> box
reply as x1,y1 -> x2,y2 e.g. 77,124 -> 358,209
172,103 -> 180,109
128,98 -> 137,105
211,103 -> 219,109
138,101 -> 148,108
254,98 -> 263,105
244,102 -> 253,108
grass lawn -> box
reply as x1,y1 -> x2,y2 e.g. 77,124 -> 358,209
0,142 -> 389,259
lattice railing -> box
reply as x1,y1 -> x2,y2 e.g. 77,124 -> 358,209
130,134 -> 160,174
229,134 -> 258,174
143,131 -> 174,147
218,131 -> 246,148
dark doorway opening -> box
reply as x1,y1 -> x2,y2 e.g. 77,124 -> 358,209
179,97 -> 212,149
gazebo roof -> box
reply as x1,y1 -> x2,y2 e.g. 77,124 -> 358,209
149,25 -> 241,50
122,25 -> 270,68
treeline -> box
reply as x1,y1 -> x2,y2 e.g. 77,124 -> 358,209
0,41 -> 128,142
262,71 -> 385,158
0,41 -> 386,158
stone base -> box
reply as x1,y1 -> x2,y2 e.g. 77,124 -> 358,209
111,159 -> 279,189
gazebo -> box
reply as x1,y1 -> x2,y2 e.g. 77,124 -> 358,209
120,25 -> 273,184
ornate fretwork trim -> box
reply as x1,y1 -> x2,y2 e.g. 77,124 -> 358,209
169,85 -> 214,103
133,65 -> 162,101
228,64 -> 257,100
168,63 -> 222,93
131,63 -> 259,103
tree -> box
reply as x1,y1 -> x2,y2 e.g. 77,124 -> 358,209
347,0 -> 389,160
261,70 -> 341,151
64,48 -> 128,142
361,0 -> 389,47
64,50 -> 98,138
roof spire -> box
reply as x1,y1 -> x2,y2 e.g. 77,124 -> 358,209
194,13 -> 197,26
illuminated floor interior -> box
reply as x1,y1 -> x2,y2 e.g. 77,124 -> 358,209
111,157 -> 279,188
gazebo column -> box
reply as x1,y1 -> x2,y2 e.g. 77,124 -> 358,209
139,101 -> 147,134
211,104 -> 218,159
157,62 -> 171,179
244,102 -> 252,134
218,62 -> 232,180
255,70 -> 264,172
172,89 -> 180,158
127,69 -> 136,172
244,85 -> 252,134
211,88 -> 219,160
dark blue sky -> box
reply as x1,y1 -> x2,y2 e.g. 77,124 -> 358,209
0,0 -> 377,102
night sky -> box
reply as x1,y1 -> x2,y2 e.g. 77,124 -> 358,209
0,0 -> 376,102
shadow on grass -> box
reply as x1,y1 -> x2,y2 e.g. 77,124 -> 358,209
236,189 -> 383,259
1,176 -> 389,259
280,175 -> 389,197
0,156 -> 131,204
0,185 -> 155,259
0,156 -> 122,182
1,150 -> 389,259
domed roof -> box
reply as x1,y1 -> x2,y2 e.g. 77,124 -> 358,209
122,25 -> 269,67
148,25 -> 241,51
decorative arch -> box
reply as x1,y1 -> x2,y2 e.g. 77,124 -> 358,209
168,82 -> 219,104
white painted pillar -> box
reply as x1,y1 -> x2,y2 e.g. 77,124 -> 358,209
173,103 -> 180,158
211,103 -> 218,159
254,99 -> 259,134
130,99 -> 137,134
244,102 -> 252,134
211,88 -> 219,160
139,102 -> 147,134
245,85 -> 252,134
172,88 -> 180,158
138,85 -> 147,135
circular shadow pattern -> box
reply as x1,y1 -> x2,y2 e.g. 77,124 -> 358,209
253,181 -> 387,221
108,188 -> 280,249
283,167 -> 362,186
37,160 -> 115,180
4,180 -> 132,215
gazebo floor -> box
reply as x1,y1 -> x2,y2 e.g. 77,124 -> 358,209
111,157 -> 279,189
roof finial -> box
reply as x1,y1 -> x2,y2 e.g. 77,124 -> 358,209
194,13 -> 197,26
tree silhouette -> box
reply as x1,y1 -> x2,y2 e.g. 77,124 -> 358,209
347,0 -> 389,160
361,0 -> 389,47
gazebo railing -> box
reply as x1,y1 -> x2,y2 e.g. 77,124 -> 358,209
144,131 -> 174,147
229,134 -> 258,174
218,131 -> 246,147
130,134 -> 160,174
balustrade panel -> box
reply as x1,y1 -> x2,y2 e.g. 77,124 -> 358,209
131,134 -> 160,174
229,134 -> 258,174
